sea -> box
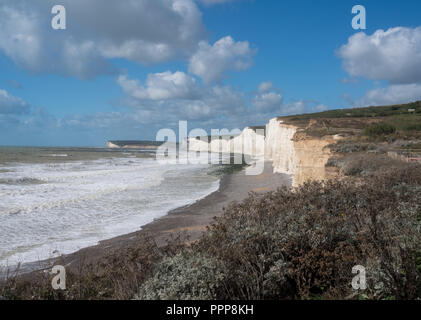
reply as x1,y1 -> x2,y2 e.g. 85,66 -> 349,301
0,146 -> 220,267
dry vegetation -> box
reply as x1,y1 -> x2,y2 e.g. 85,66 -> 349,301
137,165 -> 421,300
2,161 -> 420,300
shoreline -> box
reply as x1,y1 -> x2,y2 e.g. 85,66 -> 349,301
6,161 -> 292,276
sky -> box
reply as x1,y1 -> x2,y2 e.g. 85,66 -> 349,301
0,0 -> 421,146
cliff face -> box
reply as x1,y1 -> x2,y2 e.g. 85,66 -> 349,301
291,133 -> 336,187
189,117 -> 337,187
265,118 -> 297,175
188,127 -> 265,157
265,118 -> 336,187
107,141 -> 121,148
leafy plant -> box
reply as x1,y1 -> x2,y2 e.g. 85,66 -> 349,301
364,123 -> 396,137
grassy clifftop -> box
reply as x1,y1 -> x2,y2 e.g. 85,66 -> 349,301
282,100 -> 421,121
276,101 -> 421,139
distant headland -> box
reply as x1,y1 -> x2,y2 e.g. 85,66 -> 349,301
106,140 -> 164,149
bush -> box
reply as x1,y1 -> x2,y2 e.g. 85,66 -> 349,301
0,235 -> 164,300
328,141 -> 376,154
338,153 -> 404,177
404,123 -> 421,131
186,165 -> 421,299
364,123 -> 396,137
136,253 -> 228,300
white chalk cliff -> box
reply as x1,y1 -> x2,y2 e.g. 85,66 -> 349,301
188,117 -> 336,187
188,127 -> 265,158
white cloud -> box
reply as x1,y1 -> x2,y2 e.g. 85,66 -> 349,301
280,101 -> 307,116
257,81 -> 274,93
252,92 -> 283,112
250,82 -> 330,121
252,83 -> 328,117
189,36 -> 255,84
117,72 -> 248,123
359,84 -> 421,106
0,0 -> 206,78
118,72 -> 199,100
0,89 -> 29,115
338,27 -> 421,84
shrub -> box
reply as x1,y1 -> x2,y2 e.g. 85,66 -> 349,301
404,123 -> 421,131
136,252 -> 228,300
189,165 -> 421,299
0,235 -> 164,300
364,123 -> 396,137
341,161 -> 363,176
325,157 -> 343,168
338,153 -> 403,177
328,141 -> 376,154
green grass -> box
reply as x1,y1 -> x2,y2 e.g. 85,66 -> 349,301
279,101 -> 421,138
383,115 -> 421,131
363,122 -> 396,137
283,101 -> 421,120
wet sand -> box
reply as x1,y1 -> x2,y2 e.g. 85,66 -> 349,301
14,162 -> 291,274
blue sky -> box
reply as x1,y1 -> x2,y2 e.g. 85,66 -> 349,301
1,0 -> 421,146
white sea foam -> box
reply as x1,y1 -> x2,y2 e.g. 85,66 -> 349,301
0,154 -> 219,266
45,154 -> 69,157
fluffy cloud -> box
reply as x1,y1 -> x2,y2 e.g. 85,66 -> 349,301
359,83 -> 421,106
338,27 -> 421,84
257,81 -> 274,93
0,89 -> 29,115
0,0 -> 206,78
280,101 -> 307,116
189,36 -> 255,83
251,82 -> 328,117
252,92 -> 283,112
250,82 -> 330,121
118,72 -> 200,100
118,72 -> 247,124
252,81 -> 284,113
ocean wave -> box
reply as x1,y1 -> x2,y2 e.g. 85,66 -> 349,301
0,155 -> 219,266
0,177 -> 45,185
43,154 -> 69,157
